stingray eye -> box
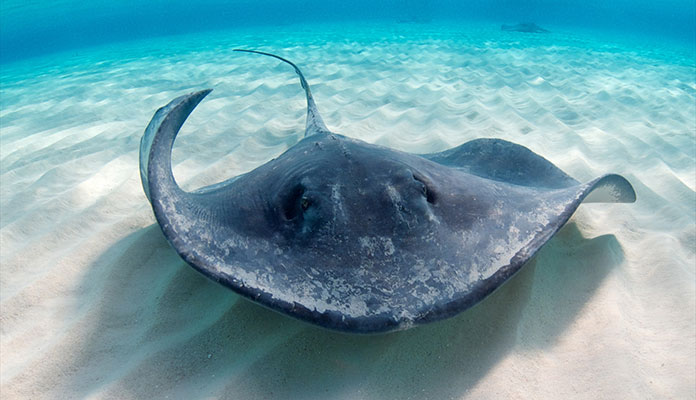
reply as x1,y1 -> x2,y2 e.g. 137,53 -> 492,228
417,181 -> 427,196
412,173 -> 437,204
281,184 -> 305,220
301,196 -> 311,210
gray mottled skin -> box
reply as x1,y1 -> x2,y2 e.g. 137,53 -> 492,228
140,50 -> 635,333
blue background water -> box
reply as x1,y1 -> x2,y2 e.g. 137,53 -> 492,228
1,0 -> 695,64
1,0 -> 695,398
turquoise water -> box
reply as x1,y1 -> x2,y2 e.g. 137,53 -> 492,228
1,2 -> 695,398
1,0 -> 695,64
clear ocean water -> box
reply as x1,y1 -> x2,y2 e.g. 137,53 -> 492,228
1,1 -> 695,399
1,0 -> 695,65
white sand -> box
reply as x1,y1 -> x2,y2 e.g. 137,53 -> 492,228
1,23 -> 694,399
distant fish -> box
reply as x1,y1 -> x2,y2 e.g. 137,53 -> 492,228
501,22 -> 550,33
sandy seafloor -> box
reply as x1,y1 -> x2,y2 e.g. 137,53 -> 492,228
1,22 -> 694,399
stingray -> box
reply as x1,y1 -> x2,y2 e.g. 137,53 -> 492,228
501,22 -> 550,33
139,50 -> 635,333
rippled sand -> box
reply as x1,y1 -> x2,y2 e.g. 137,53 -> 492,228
1,23 -> 694,399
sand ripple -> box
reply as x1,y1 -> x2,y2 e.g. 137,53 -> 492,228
1,23 -> 694,399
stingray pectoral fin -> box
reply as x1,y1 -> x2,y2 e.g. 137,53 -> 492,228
531,173 -> 636,255
540,174 -> 636,246
478,172 -> 637,307
424,138 -> 636,202
580,173 -> 636,203
429,173 -> 635,325
423,138 -> 580,189
139,89 -> 212,204
542,174 -> 636,245
140,88 -> 231,277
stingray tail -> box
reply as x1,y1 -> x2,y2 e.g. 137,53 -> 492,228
233,49 -> 329,137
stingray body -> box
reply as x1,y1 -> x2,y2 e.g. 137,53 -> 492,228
140,50 -> 635,333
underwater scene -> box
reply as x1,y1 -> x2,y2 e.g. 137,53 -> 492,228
1,1 -> 694,399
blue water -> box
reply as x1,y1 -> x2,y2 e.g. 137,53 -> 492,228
1,0 -> 695,64
1,0 -> 696,397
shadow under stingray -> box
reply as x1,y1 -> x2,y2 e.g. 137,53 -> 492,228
56,220 -> 623,399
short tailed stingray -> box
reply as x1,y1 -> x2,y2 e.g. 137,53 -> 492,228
140,50 -> 635,333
